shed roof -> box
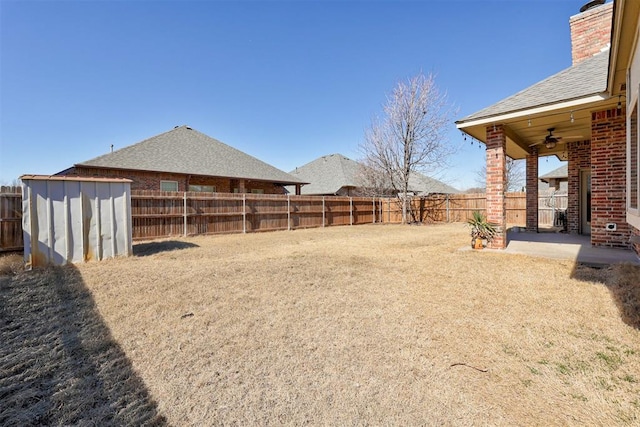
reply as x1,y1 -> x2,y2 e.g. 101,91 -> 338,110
76,126 -> 305,185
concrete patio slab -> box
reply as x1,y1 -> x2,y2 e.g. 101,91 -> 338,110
500,230 -> 640,267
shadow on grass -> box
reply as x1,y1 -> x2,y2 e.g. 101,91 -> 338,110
0,265 -> 166,425
572,262 -> 640,330
134,240 -> 199,257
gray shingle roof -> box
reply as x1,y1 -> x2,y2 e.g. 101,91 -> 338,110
540,164 -> 568,181
289,154 -> 360,195
457,51 -> 609,123
77,126 -> 305,185
408,173 -> 461,195
289,153 -> 459,195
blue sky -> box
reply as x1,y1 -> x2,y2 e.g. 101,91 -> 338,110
1,0 -> 584,190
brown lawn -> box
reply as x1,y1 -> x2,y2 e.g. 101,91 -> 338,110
2,223 -> 640,425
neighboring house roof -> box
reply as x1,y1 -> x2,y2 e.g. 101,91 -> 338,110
75,126 -> 305,185
289,153 -> 459,195
289,154 -> 361,195
539,164 -> 568,183
408,173 -> 460,195
457,51 -> 609,124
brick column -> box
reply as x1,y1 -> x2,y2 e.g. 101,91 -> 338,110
525,147 -> 538,232
486,124 -> 507,249
591,107 -> 629,248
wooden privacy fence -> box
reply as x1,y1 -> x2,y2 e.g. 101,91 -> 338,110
380,192 -> 567,226
0,186 -> 22,252
0,188 -> 570,249
131,191 -> 381,240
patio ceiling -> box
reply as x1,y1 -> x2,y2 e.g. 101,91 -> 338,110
456,50 -> 616,161
457,96 -> 617,161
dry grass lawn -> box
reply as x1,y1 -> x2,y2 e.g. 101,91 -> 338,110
2,223 -> 640,425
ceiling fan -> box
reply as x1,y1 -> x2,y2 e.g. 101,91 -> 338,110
529,128 -> 580,150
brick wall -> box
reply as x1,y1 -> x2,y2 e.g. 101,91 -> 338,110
591,107 -> 630,248
569,2 -> 612,65
486,124 -> 507,249
525,147 -> 538,232
567,140 -> 591,234
59,167 -> 286,194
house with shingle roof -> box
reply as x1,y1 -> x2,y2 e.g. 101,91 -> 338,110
288,153 -> 459,196
456,0 -> 640,256
539,164 -> 568,194
58,125 -> 306,194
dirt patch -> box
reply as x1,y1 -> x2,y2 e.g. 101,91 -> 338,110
3,224 -> 640,425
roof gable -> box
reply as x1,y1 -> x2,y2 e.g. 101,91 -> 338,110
76,126 -> 304,185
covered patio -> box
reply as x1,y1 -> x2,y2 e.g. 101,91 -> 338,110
456,1 -> 633,256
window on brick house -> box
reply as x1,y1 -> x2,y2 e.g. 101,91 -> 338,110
160,180 -> 178,192
251,189 -> 264,194
189,185 -> 215,192
631,94 -> 638,210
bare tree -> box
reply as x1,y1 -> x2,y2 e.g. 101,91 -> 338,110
474,157 -> 525,192
359,72 -> 456,223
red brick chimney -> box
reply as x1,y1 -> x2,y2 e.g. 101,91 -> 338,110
569,1 -> 613,65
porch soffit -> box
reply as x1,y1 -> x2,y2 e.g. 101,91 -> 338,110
456,51 -> 613,160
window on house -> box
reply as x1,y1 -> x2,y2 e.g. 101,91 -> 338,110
251,189 -> 264,194
189,184 -> 215,193
631,95 -> 638,210
160,180 -> 178,192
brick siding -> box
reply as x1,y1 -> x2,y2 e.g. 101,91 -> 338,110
485,124 -> 507,249
591,107 -> 630,248
525,147 -> 538,232
59,167 -> 286,194
567,140 -> 591,234
569,2 -> 613,66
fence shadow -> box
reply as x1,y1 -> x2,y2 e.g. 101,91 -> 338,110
134,240 -> 199,257
572,262 -> 640,330
0,265 -> 166,425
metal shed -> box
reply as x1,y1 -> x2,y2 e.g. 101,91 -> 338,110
21,175 -> 132,267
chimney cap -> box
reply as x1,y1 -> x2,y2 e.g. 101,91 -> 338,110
579,0 -> 606,13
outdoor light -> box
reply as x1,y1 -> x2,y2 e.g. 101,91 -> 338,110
617,95 -> 622,111
570,111 -> 574,123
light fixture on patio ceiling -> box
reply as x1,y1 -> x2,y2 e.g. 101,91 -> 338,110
529,128 -> 561,150
543,128 -> 559,149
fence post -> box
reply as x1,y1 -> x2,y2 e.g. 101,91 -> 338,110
350,197 -> 353,225
446,194 -> 450,223
183,191 -> 188,237
372,197 -> 375,223
287,193 -> 291,231
322,196 -> 325,227
387,198 -> 391,223
242,193 -> 246,234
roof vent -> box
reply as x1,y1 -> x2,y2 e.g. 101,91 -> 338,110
579,0 -> 605,13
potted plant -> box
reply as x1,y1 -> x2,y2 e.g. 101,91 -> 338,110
467,211 -> 497,249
